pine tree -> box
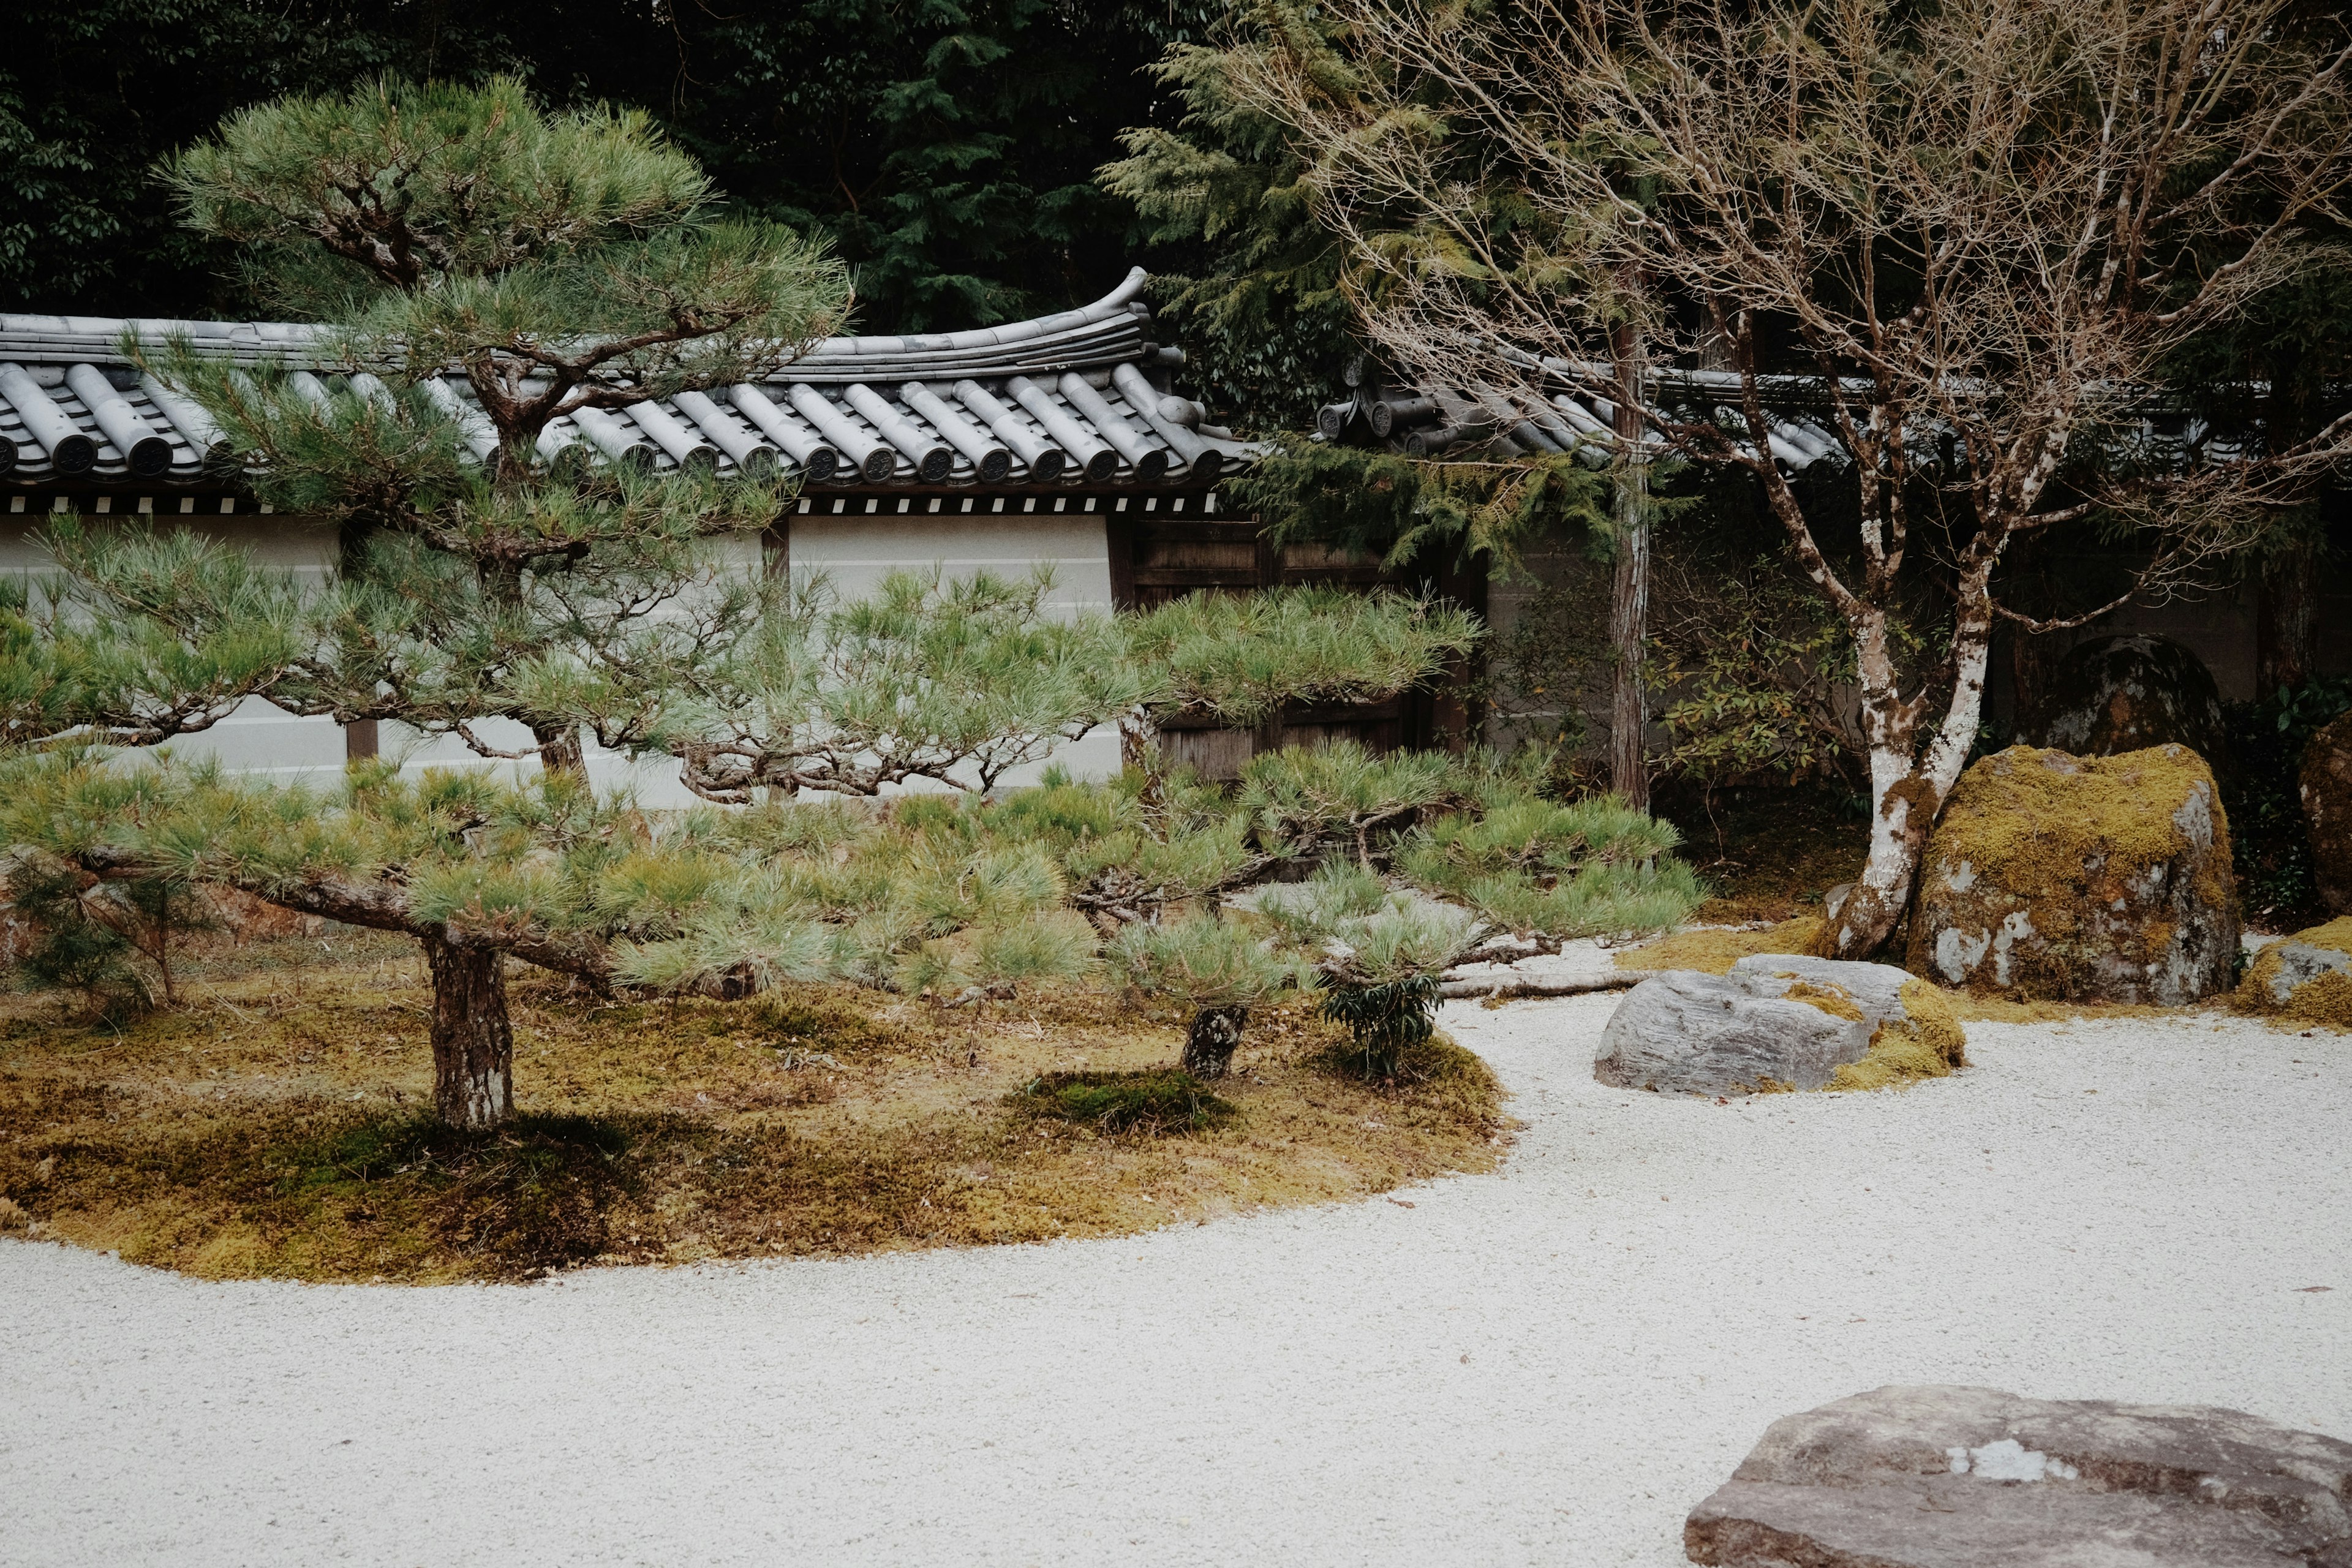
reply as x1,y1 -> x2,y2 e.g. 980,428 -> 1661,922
49,77 -> 853,776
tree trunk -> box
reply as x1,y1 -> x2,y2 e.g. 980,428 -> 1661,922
532,720 -> 586,780
1608,316 -> 1651,809
1816,592 -> 1996,959
1180,1005 -> 1248,1079
2258,535 -> 2320,698
424,933 -> 514,1129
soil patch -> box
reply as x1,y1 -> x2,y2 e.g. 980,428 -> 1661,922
1655,785 -> 1869,924
0,932 -> 1505,1283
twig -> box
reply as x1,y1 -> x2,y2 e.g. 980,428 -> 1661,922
1436,970 -> 1643,1000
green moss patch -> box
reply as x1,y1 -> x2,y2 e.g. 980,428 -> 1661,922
1011,1070 -> 1238,1136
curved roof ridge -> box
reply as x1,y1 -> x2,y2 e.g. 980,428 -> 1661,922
0,268 -> 1158,379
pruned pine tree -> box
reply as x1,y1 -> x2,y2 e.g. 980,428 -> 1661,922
1107,915 -> 1308,1077
163,77 -> 848,486
604,568 -> 1143,803
1118,584 -> 1480,772
1250,862 -> 1481,1080
2,758 -> 636,1126
43,77 -> 850,776
1213,0 -> 2352,957
4,578 -> 1496,1126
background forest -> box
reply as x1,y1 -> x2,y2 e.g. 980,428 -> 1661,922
2,0 -> 1346,423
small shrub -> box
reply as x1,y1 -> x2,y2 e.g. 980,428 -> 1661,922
1311,1021 -> 1490,1099
1010,1070 -> 1238,1136
1319,972 -> 1442,1080
7,859 -> 148,1019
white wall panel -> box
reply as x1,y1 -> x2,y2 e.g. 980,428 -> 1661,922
786,513 -> 1115,614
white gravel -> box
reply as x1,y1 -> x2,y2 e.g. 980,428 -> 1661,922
5,995 -> 2349,1567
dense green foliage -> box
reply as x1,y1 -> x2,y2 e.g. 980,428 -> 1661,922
1224,439 -> 1619,576
1099,10 -> 1360,428
4,0 -> 1208,337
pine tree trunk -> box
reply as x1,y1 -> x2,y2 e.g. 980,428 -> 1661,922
1180,1006 -> 1248,1079
424,934 -> 514,1129
532,720 -> 586,780
1608,316 -> 1651,809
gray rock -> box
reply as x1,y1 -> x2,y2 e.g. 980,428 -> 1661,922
1686,1384 -> 2352,1567
1727,953 -> 1913,1019
1594,957 -> 1919,1096
2027,633 -> 2229,766
2258,940 -> 2352,1007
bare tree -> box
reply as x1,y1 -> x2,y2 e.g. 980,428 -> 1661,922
1219,0 -> 2352,956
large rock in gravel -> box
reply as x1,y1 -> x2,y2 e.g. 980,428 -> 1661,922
1594,955 -> 1964,1096
2234,917 -> 2352,1029
1907,745 -> 2237,1004
2301,712 -> 2352,914
1686,1384 -> 2352,1567
2027,633 -> 2229,765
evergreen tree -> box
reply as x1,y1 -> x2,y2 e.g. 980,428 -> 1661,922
56,77 -> 850,777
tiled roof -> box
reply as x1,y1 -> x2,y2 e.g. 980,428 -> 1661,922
0,269 -> 1254,492
1322,358 -> 1848,472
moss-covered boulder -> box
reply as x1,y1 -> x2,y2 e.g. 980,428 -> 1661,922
1907,744 -> 2237,1003
2299,712 -> 2352,914
2234,917 -> 2352,1029
2026,634 -> 2228,764
1594,955 -> 1965,1096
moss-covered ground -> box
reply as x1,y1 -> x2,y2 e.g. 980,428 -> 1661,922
0,930 -> 1506,1284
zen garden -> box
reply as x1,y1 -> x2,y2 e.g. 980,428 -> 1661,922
3,2 -> 2351,1564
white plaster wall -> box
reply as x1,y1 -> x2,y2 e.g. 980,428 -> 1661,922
785,511 -> 1115,614
782,511 -> 1124,787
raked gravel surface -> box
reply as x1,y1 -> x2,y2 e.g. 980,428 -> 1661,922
4,986 -> 2350,1567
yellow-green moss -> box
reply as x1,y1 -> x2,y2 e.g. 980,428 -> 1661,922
1782,980 -> 1865,1022
2234,917 -> 2352,1030
1905,745 -> 2234,998
0,933 -> 1509,1284
1616,917 -> 1823,976
1830,979 -> 1968,1092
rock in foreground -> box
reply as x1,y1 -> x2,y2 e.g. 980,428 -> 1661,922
1594,955 -> 1963,1096
1686,1384 -> 2352,1567
1907,744 -> 2237,1004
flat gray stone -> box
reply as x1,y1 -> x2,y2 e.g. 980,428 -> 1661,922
1594,957 -> 1919,1096
1686,1384 -> 2352,1566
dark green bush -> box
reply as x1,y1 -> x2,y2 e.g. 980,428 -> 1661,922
1010,1070 -> 1237,1136
1318,973 -> 1442,1081
2221,677 -> 2352,925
